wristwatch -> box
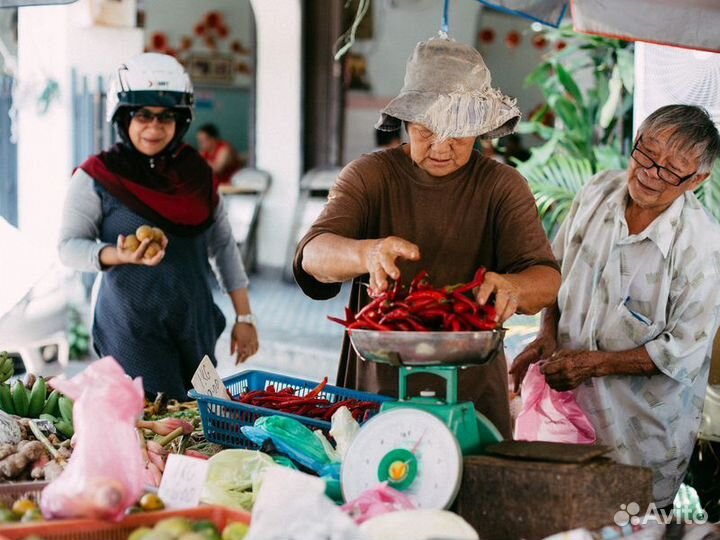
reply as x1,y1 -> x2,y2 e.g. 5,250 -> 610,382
235,313 -> 257,326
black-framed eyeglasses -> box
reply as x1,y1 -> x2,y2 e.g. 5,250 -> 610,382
631,137 -> 696,186
130,108 -> 177,125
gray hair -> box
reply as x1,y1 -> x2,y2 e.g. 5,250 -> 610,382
637,105 -> 720,174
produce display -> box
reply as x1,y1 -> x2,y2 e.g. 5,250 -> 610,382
328,268 -> 498,332
123,225 -> 167,259
232,378 -> 380,422
129,516 -> 248,540
0,497 -> 42,524
0,372 -> 74,439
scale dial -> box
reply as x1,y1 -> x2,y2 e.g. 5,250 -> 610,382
341,408 -> 463,509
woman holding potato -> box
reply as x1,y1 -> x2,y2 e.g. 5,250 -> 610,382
58,53 -> 258,399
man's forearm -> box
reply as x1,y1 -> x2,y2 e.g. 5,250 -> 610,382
593,347 -> 660,377
301,233 -> 374,283
504,266 -> 561,315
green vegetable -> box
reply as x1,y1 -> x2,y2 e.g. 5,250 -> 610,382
11,380 -> 29,417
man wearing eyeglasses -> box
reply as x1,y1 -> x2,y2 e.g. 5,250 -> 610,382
512,104 -> 720,513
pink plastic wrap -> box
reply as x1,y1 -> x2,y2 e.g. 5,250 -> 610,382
341,484 -> 415,525
40,357 -> 146,521
514,363 -> 596,444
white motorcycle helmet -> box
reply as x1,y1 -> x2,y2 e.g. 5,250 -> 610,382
107,53 -> 194,151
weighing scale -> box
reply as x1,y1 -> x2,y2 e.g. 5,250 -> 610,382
341,329 -> 505,509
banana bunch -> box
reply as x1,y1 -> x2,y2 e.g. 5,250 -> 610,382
0,352 -> 14,384
0,375 -> 74,438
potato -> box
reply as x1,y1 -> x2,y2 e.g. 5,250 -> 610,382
136,225 -> 154,242
151,227 -> 166,244
144,241 -> 162,259
124,234 -> 140,253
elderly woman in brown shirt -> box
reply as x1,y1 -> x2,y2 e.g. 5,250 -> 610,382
293,37 -> 560,438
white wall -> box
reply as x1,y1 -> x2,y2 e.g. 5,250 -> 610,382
344,0 -> 483,161
475,10 -> 546,119
250,0 -> 302,269
361,0 -> 482,99
142,0 -> 253,88
17,1 -> 142,255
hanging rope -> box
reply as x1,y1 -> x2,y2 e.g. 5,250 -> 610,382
441,0 -> 450,35
333,0 -> 371,61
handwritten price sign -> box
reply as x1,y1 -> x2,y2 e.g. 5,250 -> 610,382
158,454 -> 210,509
191,355 -> 231,400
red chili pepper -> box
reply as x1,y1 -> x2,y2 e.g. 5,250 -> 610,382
356,297 -> 384,319
379,308 -> 411,324
454,267 -> 487,294
408,298 -> 437,313
327,315 -> 351,327
409,270 -> 430,293
305,377 -> 328,399
406,290 -> 447,303
404,317 -> 429,331
418,307 -> 452,318
459,312 -> 497,330
452,292 -> 479,314
238,390 -> 266,403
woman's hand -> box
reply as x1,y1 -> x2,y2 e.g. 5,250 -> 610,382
473,271 -> 521,324
363,236 -> 420,295
115,234 -> 168,266
231,323 -> 259,364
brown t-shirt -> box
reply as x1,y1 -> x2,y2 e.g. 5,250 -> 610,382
293,146 -> 558,438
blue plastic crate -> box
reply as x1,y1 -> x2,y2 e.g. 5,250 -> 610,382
188,369 -> 394,449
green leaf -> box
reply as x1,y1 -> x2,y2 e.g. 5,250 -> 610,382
525,62 -> 553,88
555,63 -> 583,106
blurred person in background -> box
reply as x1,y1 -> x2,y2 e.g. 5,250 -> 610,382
196,123 -> 245,186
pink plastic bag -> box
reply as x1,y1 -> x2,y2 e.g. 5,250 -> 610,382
514,363 -> 596,444
341,484 -> 415,525
41,357 -> 146,521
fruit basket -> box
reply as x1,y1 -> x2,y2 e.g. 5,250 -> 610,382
189,370 -> 393,449
0,505 -> 250,540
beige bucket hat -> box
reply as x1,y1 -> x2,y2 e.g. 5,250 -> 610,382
375,36 -> 521,140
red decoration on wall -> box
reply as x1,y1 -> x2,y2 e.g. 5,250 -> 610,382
505,30 -> 521,49
205,11 -> 222,29
532,35 -> 548,49
555,40 -> 567,51
217,25 -> 229,38
479,28 -> 495,44
194,23 -> 206,36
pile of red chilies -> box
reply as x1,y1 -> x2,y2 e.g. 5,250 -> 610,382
233,377 -> 380,422
328,268 -> 498,332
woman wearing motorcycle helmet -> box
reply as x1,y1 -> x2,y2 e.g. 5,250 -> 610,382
58,53 -> 258,399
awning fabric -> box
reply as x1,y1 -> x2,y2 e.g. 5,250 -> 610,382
572,0 -> 720,53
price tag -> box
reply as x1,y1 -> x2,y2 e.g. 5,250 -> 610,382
158,453 -> 210,509
191,355 -> 230,400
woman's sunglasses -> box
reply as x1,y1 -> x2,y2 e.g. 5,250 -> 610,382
130,109 -> 177,125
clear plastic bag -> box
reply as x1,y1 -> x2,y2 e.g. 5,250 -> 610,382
514,363 -> 596,444
40,357 -> 146,521
201,449 -> 277,510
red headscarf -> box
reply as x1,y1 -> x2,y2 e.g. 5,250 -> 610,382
80,143 -> 219,236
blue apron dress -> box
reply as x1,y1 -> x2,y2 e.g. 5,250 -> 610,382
92,184 -> 226,400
